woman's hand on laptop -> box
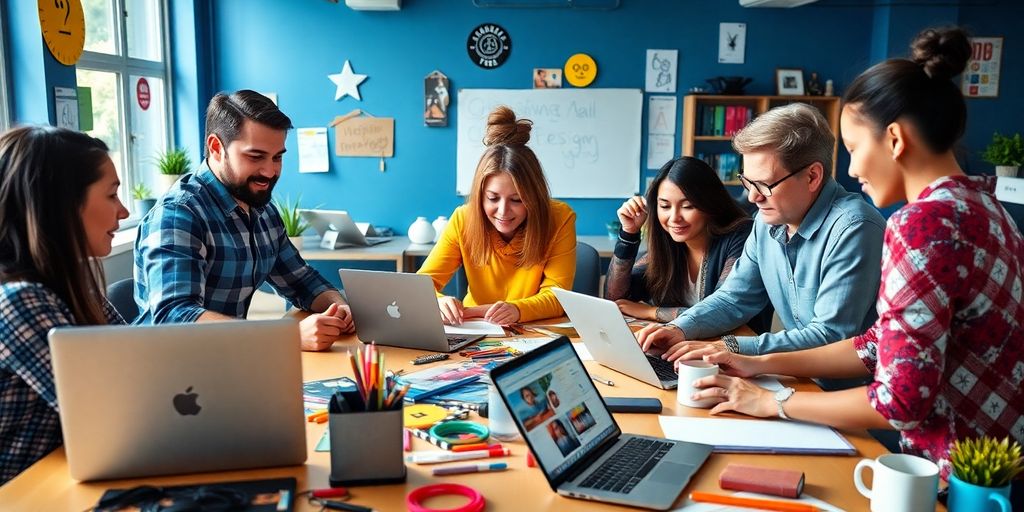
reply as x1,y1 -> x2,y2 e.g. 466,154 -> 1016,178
662,339 -> 726,362
635,323 -> 685,352
298,303 -> 352,351
438,296 -> 465,325
615,299 -> 656,321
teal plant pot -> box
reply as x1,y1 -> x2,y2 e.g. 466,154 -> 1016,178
947,474 -> 1012,512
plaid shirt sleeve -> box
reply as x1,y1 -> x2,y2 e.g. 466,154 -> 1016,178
863,203 -> 958,430
263,208 -> 334,311
135,200 -> 211,323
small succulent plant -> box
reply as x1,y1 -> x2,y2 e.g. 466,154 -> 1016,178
950,436 -> 1024,487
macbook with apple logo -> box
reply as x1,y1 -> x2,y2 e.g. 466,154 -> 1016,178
48,319 -> 306,481
339,269 -> 484,352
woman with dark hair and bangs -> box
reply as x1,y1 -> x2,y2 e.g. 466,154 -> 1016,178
0,126 -> 129,483
418,106 -> 576,326
606,156 -> 771,333
685,28 -> 1023,503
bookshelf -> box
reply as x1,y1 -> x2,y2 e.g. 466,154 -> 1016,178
681,95 -> 841,186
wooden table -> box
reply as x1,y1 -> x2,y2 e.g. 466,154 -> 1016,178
0,325 -> 892,511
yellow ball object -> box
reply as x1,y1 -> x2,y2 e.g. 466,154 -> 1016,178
403,404 -> 449,429
564,53 -> 598,87
38,0 -> 86,66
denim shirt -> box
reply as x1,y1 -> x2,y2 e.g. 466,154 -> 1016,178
134,166 -> 335,324
670,179 -> 885,355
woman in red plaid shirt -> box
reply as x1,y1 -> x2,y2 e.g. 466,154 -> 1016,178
684,26 -> 1024,497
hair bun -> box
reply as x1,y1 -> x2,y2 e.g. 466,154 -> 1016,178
910,27 -> 971,81
483,105 -> 532,147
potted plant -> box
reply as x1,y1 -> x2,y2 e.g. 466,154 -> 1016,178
982,132 -> 1024,177
948,436 -> 1023,511
131,183 -> 157,218
154,147 -> 192,192
273,195 -> 310,249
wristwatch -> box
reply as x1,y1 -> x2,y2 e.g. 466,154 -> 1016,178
774,387 -> 795,420
722,334 -> 740,353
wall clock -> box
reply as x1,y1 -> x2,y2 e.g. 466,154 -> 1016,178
38,0 -> 86,65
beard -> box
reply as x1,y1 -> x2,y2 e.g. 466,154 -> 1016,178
221,157 -> 278,208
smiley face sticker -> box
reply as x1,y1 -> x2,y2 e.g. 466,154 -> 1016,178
564,53 -> 597,87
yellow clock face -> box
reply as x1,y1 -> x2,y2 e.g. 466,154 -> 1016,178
38,0 -> 86,66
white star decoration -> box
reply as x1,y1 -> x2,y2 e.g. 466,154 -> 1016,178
328,60 -> 367,101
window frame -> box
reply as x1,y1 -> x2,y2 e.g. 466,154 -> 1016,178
0,2 -> 11,132
77,0 -> 175,218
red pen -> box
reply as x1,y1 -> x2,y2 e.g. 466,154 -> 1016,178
452,443 -> 502,453
403,429 -> 412,452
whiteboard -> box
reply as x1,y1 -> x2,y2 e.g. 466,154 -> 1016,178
457,88 -> 642,198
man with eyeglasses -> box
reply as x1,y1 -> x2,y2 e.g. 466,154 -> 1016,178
637,103 -> 885,371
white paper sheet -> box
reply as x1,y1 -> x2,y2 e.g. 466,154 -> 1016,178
648,95 -> 677,135
444,320 -> 506,337
672,491 -> 844,511
647,133 -> 675,170
718,23 -> 746,64
297,127 -> 329,173
646,49 -> 678,93
658,416 -> 854,454
502,337 -> 556,353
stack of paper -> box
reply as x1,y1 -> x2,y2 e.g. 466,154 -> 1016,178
658,416 -> 855,454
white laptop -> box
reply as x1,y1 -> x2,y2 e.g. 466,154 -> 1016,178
49,319 -> 307,481
553,288 -> 678,389
298,208 -> 391,248
340,269 -> 483,352
491,336 -> 711,510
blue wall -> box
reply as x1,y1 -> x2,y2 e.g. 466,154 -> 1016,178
208,0 -> 881,235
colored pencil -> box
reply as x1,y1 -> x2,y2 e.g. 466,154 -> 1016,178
689,491 -> 819,512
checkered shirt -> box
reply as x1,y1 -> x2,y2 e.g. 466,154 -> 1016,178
134,167 -> 335,324
0,281 -> 123,484
853,176 -> 1024,480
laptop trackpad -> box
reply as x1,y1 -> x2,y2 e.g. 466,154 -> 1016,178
650,462 -> 694,484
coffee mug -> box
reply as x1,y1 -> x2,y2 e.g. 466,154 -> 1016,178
487,384 -> 520,442
676,360 -> 719,408
853,453 -> 939,512
947,473 -> 1012,512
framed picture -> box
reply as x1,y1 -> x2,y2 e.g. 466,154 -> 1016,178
533,68 -> 563,89
776,68 -> 805,96
961,36 -> 1002,98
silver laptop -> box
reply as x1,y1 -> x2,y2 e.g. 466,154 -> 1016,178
49,319 -> 307,481
299,208 -> 392,247
491,336 -> 711,510
340,269 -> 483,352
554,288 -> 678,389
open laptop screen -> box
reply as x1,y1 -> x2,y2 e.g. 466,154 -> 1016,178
493,339 -> 617,482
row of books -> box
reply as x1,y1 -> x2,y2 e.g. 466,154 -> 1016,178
695,152 -> 742,183
695,104 -> 755,137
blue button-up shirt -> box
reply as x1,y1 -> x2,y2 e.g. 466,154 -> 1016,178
134,167 -> 335,324
670,179 -> 885,355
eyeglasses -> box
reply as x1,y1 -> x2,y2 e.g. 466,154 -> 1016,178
737,164 -> 810,198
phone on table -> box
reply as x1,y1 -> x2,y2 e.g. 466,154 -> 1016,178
603,397 -> 662,413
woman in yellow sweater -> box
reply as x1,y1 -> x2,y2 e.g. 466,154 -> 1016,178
418,106 -> 576,325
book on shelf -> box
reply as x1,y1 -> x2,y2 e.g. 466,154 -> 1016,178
695,152 -> 742,182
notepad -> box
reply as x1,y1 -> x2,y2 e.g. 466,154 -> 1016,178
444,320 -> 506,337
658,416 -> 855,454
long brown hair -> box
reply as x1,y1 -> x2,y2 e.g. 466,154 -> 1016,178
644,157 -> 750,305
464,106 -> 552,268
0,126 -> 111,324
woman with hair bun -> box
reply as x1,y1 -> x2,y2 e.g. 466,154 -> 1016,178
681,27 -> 1024,489
418,106 -> 576,325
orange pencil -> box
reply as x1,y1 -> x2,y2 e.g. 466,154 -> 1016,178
689,491 -> 819,512
453,443 -> 502,453
314,414 -> 329,424
307,410 -> 328,422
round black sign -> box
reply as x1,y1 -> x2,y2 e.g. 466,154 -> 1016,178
467,23 -> 511,69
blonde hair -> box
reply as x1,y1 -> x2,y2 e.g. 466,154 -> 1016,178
464,106 -> 552,268
732,103 -> 833,177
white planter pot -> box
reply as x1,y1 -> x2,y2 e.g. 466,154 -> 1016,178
431,216 -> 449,243
995,165 -> 1020,177
288,236 -> 304,250
408,217 -> 435,244
160,173 -> 183,193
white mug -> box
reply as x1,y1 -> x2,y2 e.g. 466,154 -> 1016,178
487,384 -> 520,442
676,360 -> 719,408
853,453 -> 938,512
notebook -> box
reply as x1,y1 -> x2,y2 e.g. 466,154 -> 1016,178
657,416 -> 855,454
491,336 -> 712,510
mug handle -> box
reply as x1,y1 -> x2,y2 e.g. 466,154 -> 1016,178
988,492 -> 1012,512
853,458 -> 874,499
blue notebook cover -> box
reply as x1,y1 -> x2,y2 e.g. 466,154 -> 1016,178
396,360 -> 486,403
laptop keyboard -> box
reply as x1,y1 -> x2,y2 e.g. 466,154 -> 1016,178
646,354 -> 678,381
579,437 -> 674,494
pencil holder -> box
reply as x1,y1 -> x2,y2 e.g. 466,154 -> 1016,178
328,394 -> 407,486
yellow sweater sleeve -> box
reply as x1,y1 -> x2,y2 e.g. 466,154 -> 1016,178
506,203 -> 577,322
416,207 -> 465,298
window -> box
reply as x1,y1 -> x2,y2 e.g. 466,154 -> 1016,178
0,5 -> 11,132
78,0 -> 171,217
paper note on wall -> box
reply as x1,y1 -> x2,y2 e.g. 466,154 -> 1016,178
297,127 -> 329,173
648,95 -> 677,135
334,117 -> 394,157
647,134 -> 674,170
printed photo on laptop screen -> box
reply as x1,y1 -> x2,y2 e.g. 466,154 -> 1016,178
494,342 -> 617,479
